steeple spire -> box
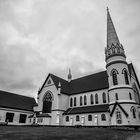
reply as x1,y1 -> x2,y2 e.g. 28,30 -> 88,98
105,8 -> 125,60
107,7 -> 120,47
68,68 -> 72,82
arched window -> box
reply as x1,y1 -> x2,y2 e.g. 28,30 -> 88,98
131,107 -> 136,119
42,92 -> 52,113
115,93 -> 118,100
76,115 -> 80,121
88,115 -> 92,121
95,94 -> 98,104
66,116 -> 69,122
129,92 -> 132,100
74,97 -> 76,106
70,98 -> 73,107
111,69 -> 118,85
84,95 -> 87,105
102,92 -> 106,103
101,114 -> 106,121
90,94 -> 94,104
122,69 -> 129,85
116,111 -> 122,124
80,96 -> 82,106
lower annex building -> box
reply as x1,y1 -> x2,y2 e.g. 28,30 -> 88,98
0,9 -> 140,126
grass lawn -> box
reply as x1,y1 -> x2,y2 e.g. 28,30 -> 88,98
0,126 -> 139,140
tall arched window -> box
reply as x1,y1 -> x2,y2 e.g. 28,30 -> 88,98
74,97 -> 76,106
101,114 -> 106,121
102,92 -> 106,103
131,107 -> 136,119
90,94 -> 94,104
115,93 -> 118,100
76,115 -> 80,121
122,69 -> 129,85
70,98 -> 73,107
84,95 -> 87,105
111,69 -> 118,85
80,96 -> 82,106
129,92 -> 132,100
95,94 -> 98,104
42,92 -> 52,113
88,115 -> 92,121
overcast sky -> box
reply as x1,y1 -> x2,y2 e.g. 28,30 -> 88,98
0,0 -> 140,98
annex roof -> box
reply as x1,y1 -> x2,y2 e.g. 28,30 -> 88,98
63,104 -> 109,115
0,90 -> 36,111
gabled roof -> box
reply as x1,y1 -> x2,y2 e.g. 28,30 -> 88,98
110,102 -> 128,117
63,104 -> 109,115
0,90 -> 36,111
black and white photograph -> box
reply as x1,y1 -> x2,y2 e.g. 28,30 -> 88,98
0,0 -> 140,139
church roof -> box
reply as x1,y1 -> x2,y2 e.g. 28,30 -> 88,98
63,104 -> 109,115
69,71 -> 108,95
0,90 -> 36,111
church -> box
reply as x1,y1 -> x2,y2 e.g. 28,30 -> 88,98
0,9 -> 140,126
32,9 -> 140,126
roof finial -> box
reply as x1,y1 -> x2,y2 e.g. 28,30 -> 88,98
68,68 -> 72,82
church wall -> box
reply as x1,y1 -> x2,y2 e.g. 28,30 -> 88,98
68,89 -> 108,108
59,93 -> 69,111
109,88 -> 134,104
63,112 -> 110,126
36,117 -> 51,125
106,56 -> 126,64
0,107 -> 33,125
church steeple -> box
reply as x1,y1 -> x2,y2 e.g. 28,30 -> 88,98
105,8 -> 126,60
107,7 -> 120,47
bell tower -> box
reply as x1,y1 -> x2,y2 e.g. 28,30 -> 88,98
105,8 -> 139,125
